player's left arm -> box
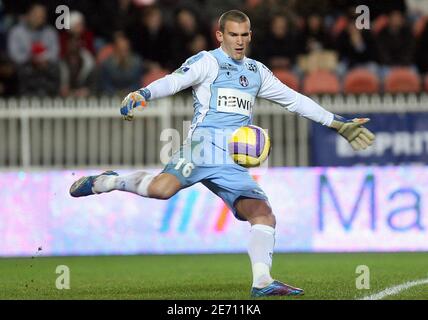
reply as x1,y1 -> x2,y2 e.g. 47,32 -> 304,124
255,62 -> 375,151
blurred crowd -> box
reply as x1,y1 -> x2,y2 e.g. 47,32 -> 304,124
0,0 -> 428,97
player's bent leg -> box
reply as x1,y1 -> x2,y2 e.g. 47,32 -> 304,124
235,198 -> 276,227
147,173 -> 181,199
235,198 -> 304,297
70,171 -> 181,200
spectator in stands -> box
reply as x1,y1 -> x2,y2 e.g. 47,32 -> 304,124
59,36 -> 96,98
59,11 -> 95,58
259,14 -> 298,69
376,10 -> 414,67
78,0 -> 116,48
296,14 -> 337,75
98,32 -> 143,96
80,0 -> 139,51
7,3 -> 58,65
17,42 -> 60,96
131,6 -> 172,70
298,14 -> 332,54
170,8 -> 209,69
115,0 -> 140,35
335,16 -> 378,70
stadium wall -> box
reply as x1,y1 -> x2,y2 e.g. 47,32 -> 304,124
0,167 -> 427,256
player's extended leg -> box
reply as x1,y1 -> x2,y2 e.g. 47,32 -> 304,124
235,198 -> 304,297
70,171 -> 181,200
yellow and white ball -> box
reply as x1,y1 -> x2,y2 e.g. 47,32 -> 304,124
228,125 -> 271,168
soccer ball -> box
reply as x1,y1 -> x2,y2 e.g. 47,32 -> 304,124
228,125 -> 271,168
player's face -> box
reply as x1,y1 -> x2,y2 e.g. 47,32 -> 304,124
216,20 -> 252,60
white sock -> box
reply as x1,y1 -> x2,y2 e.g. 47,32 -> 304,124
93,171 -> 155,197
247,224 -> 275,288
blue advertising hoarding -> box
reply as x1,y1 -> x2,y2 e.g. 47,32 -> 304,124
310,113 -> 428,166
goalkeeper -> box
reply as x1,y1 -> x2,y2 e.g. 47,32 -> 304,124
70,10 -> 375,297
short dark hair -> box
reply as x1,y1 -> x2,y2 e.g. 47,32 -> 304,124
218,10 -> 250,32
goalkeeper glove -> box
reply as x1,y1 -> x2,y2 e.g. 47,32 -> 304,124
120,89 -> 149,121
330,115 -> 375,151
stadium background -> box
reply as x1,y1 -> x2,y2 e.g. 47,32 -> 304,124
0,0 -> 427,300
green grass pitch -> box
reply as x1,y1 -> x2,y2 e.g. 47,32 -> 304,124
1,252 -> 427,300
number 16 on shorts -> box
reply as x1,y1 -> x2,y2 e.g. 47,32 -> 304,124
174,158 -> 195,178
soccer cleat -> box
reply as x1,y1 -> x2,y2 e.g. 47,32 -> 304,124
69,171 -> 118,197
251,280 -> 304,298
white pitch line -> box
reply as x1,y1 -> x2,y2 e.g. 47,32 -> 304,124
359,278 -> 428,300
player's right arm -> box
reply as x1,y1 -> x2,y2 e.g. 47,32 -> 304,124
120,51 -> 210,121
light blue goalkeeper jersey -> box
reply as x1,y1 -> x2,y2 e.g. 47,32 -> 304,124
190,48 -> 261,131
145,47 -> 333,143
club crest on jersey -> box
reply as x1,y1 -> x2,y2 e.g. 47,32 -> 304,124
245,62 -> 257,72
239,75 -> 249,87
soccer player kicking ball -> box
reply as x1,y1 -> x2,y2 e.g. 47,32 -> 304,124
70,10 -> 375,297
